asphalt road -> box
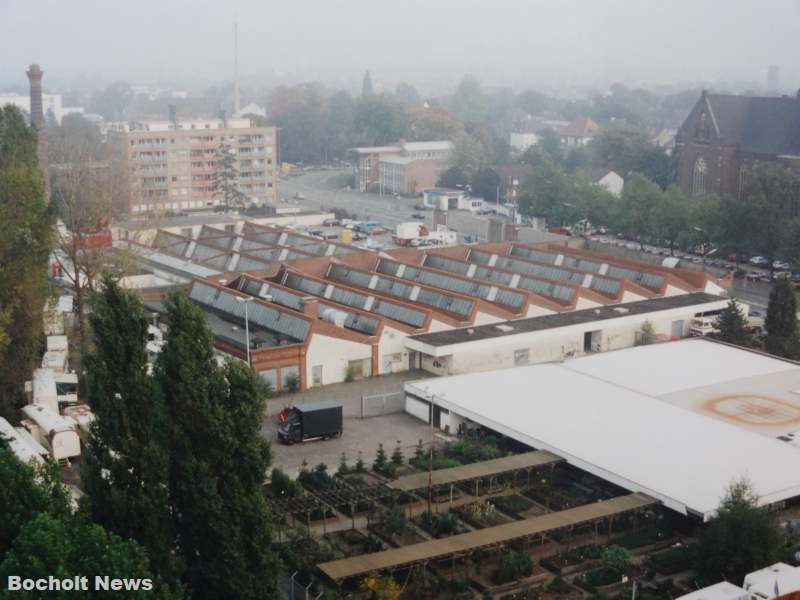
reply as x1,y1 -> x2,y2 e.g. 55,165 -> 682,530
280,169 -> 430,229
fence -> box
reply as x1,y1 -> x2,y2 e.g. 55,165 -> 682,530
360,391 -> 405,418
287,572 -> 323,600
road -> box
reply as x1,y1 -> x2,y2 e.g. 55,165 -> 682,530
280,169 -> 431,229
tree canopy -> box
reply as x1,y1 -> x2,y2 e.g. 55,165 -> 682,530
0,106 -> 53,416
694,479 -> 788,585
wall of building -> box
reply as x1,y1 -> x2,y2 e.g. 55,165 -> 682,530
378,325 -> 410,373
305,333 -> 373,387
412,300 -> 729,376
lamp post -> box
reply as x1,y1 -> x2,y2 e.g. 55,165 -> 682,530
235,296 -> 253,366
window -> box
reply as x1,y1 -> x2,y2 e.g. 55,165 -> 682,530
259,369 -> 277,390
514,349 -> 529,366
692,156 -> 707,195
280,365 -> 299,389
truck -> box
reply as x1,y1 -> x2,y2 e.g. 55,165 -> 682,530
277,400 -> 343,444
393,222 -> 428,246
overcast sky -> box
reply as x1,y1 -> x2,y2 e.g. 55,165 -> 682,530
1,0 -> 799,93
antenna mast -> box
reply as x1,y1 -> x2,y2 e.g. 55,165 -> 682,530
234,18 -> 240,115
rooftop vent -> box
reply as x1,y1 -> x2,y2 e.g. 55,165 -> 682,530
467,328 -> 474,335
613,307 -> 630,314
495,324 -> 514,332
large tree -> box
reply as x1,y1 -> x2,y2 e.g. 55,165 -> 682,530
715,299 -> 752,347
470,167 -> 502,203
650,185 -> 689,255
0,443 -> 179,599
212,141 -> 248,211
590,128 -> 670,188
82,275 -> 177,580
157,293 -> 280,599
0,443 -> 70,556
614,173 -> 660,248
0,105 -> 53,416
744,163 -> 799,267
764,277 -> 799,358
694,479 -> 787,585
48,115 -> 113,359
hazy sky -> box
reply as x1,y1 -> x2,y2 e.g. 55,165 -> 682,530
2,0 -> 799,93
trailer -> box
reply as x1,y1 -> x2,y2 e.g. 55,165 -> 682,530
0,417 -> 46,464
22,404 -> 81,462
277,400 -> 343,444
31,368 -> 59,413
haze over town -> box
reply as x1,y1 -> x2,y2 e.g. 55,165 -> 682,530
5,1 -> 800,599
2,0 -> 800,92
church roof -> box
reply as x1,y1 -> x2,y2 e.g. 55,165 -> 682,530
704,93 -> 800,156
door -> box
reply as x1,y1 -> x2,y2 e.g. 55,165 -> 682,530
433,405 -> 442,429
382,355 -> 393,374
583,331 -> 592,352
312,365 -> 323,386
671,320 -> 684,338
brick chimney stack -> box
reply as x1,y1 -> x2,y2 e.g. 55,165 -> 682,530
26,64 -> 44,128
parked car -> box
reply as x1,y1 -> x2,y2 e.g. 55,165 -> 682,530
411,213 -> 425,220
293,192 -> 306,200
749,256 -> 769,267
322,218 -> 341,226
773,260 -> 790,270
413,203 -> 428,210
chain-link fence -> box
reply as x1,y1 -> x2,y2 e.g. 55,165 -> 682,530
360,391 -> 405,418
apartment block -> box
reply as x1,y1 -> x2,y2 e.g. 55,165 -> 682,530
107,117 -> 278,214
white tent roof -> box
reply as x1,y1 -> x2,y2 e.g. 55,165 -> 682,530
676,581 -> 748,600
406,341 -> 800,520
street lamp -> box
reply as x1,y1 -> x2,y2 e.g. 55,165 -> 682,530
235,296 -> 253,366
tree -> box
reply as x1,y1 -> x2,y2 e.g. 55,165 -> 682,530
515,90 -> 553,116
0,442 -> 181,598
449,76 -> 487,124
0,443 -> 70,555
695,479 -> 787,584
407,105 -> 464,141
615,173 -> 660,248
353,95 -> 409,146
212,141 -> 248,211
470,167 -> 501,203
449,131 -> 490,178
81,275 -> 177,580
361,71 -> 374,98
88,81 -> 133,121
764,277 -> 799,358
590,128 -> 670,188
48,116 -> 113,360
651,185 -> 689,255
390,442 -> 404,467
716,299 -> 752,347
744,163 -> 799,267
780,217 -> 800,270
437,165 -> 469,189
718,195 -> 755,267
0,106 -> 53,416
157,293 -> 280,599
394,82 -> 420,105
601,545 -> 630,573
373,443 -> 387,472
0,513 -> 181,599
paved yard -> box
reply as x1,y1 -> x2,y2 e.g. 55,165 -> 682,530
263,370 -> 428,417
263,412 -> 433,477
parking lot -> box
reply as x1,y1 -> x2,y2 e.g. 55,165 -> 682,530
264,411 -> 434,477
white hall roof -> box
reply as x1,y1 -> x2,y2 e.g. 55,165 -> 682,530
406,339 -> 800,521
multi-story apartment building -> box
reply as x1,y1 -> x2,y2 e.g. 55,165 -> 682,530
107,117 -> 278,215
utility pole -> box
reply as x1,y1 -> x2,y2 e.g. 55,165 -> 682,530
428,396 -> 435,514
233,18 -> 240,115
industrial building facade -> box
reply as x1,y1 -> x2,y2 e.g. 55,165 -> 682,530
126,220 -> 729,392
107,117 -> 278,214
